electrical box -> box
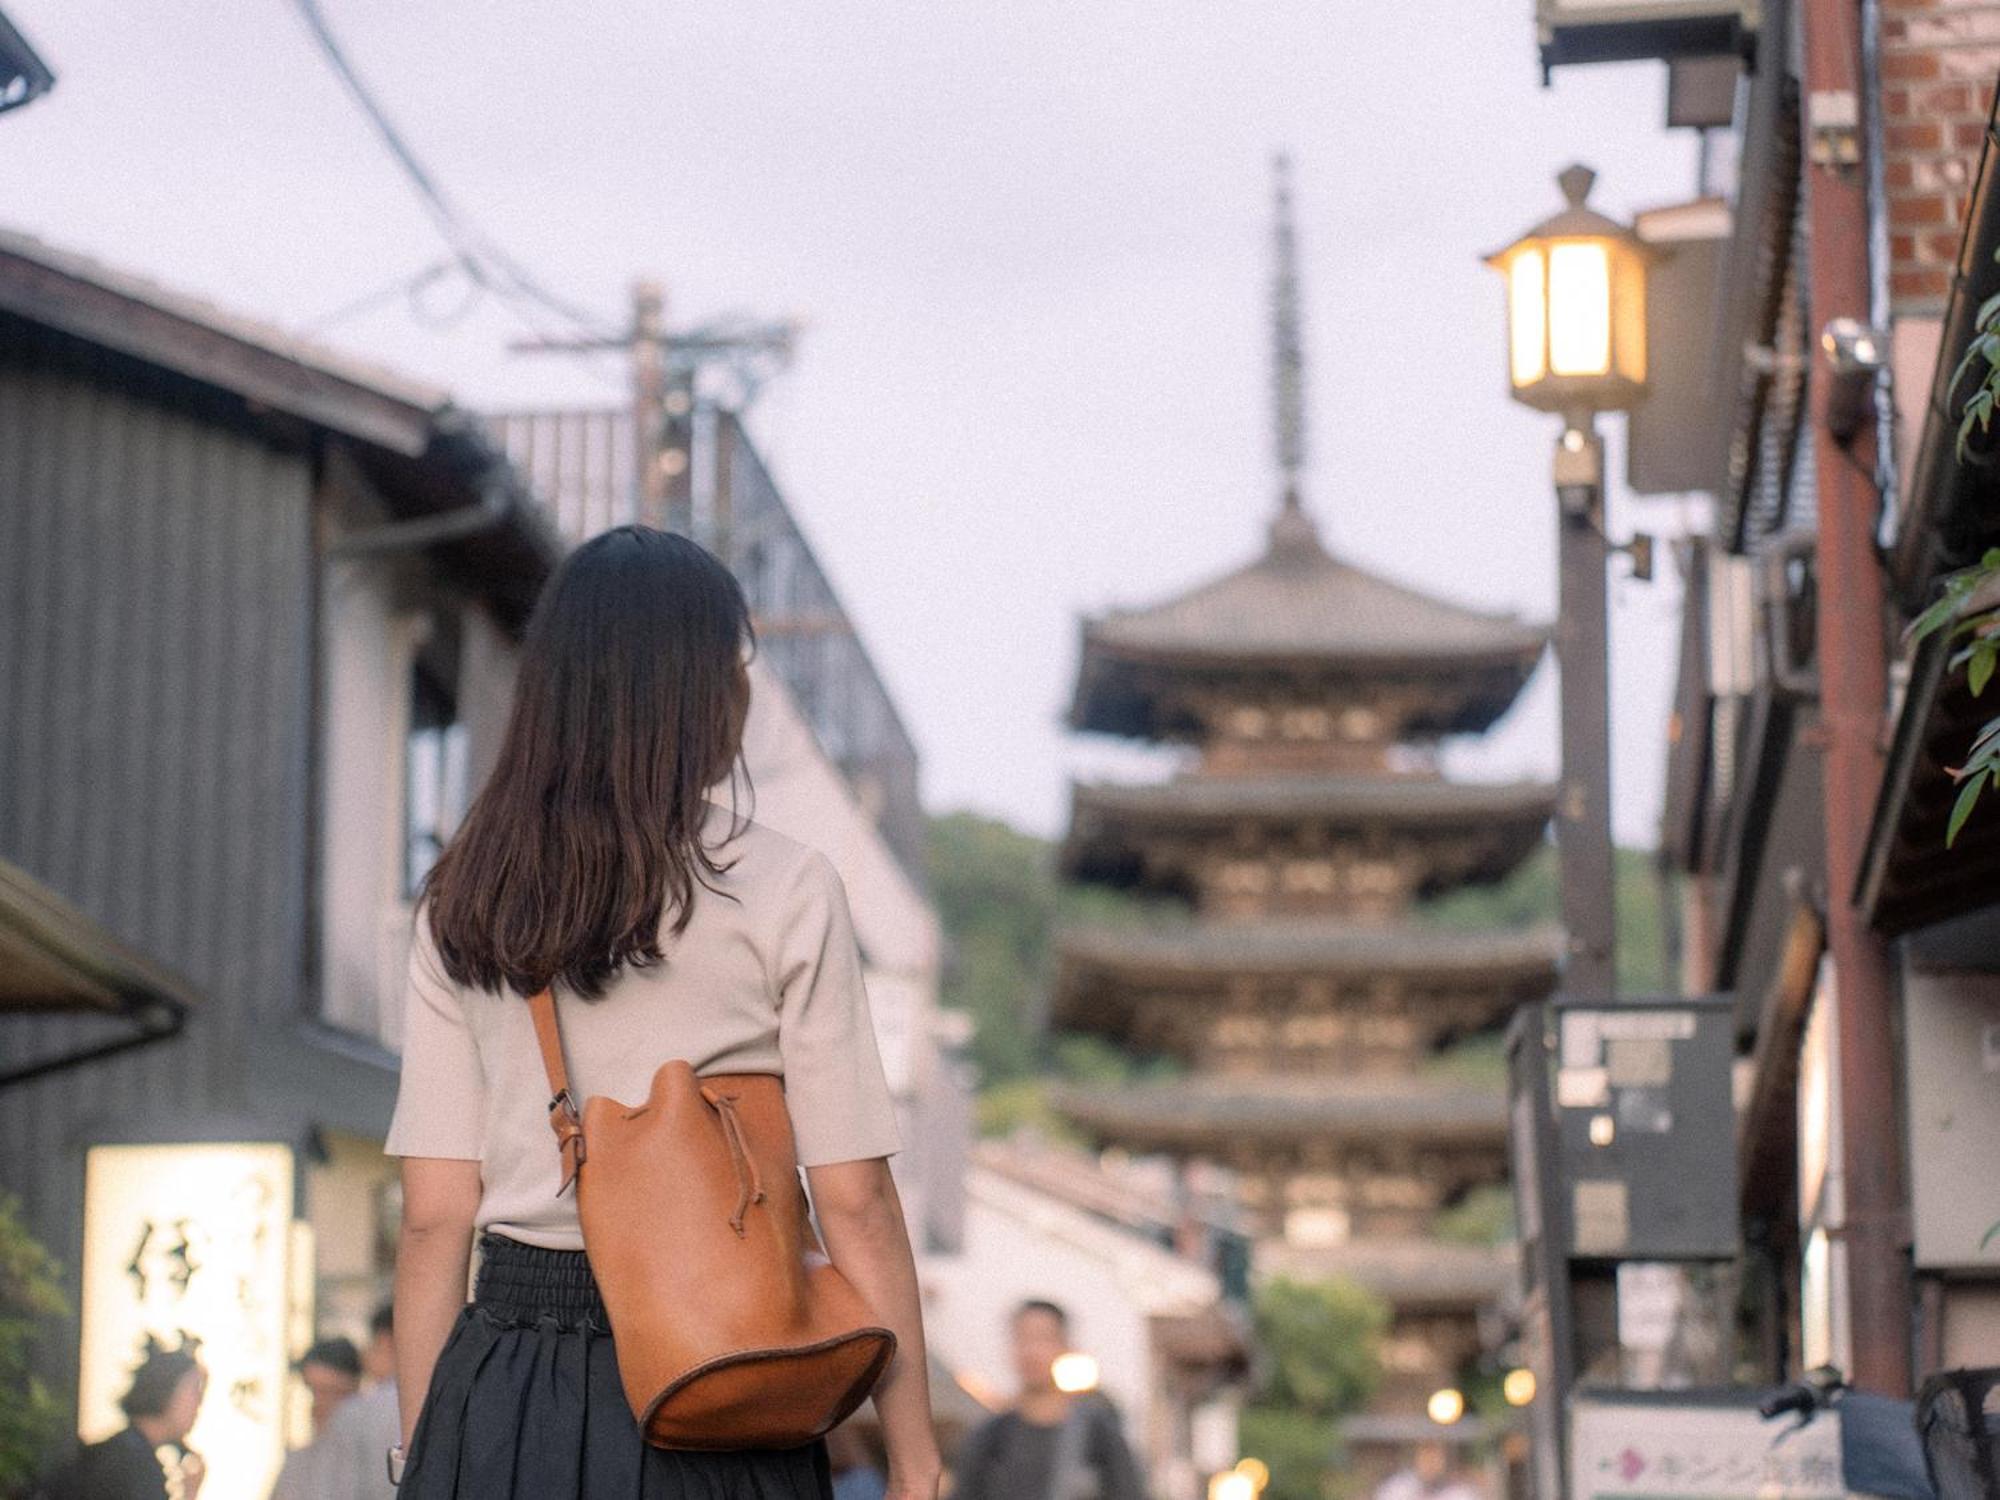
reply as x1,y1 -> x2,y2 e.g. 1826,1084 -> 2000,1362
1904,967 -> 2000,1272
1537,1 -> 1758,72
1551,995 -> 1739,1259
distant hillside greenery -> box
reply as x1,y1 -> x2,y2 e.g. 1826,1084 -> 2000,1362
1418,841 -> 1677,996
925,814 -> 1676,1133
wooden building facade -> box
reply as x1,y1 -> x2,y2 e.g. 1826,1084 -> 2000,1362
0,229 -> 558,1493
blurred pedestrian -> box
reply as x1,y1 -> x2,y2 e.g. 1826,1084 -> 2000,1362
828,1421 -> 888,1500
950,1300 -> 1146,1500
39,1347 -> 207,1500
269,1308 -> 399,1500
385,528 -> 937,1499
297,1338 -> 364,1435
1372,1441 -> 1480,1500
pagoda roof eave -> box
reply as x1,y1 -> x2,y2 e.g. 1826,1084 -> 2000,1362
1067,774 -> 1557,827
1059,775 -> 1555,896
1054,919 -> 1563,985
1074,534 -> 1549,675
1067,635 -> 1545,742
1253,1237 -> 1519,1309
1049,1079 -> 1508,1152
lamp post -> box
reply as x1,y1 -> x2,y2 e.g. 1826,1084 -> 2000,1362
1486,164 -> 1653,1001
1489,167 -> 1654,1500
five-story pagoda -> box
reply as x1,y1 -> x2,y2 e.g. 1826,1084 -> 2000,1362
1049,158 -> 1558,1461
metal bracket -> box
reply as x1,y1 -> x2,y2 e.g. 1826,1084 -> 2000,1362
1808,88 -> 1862,170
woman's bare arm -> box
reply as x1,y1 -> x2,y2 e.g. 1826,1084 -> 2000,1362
806,1158 -> 940,1499
393,1156 -> 481,1448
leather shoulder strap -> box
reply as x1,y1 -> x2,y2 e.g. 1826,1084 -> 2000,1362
528,988 -> 586,1194
528,987 -> 570,1099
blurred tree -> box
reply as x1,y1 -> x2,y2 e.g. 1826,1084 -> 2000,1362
1239,1275 -> 1388,1500
1419,842 -> 1675,995
927,811 -> 1171,1104
0,1193 -> 68,1497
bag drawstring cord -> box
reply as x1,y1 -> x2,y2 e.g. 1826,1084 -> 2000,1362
701,1087 -> 765,1236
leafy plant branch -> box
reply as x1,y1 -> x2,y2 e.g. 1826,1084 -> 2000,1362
1910,547 -> 2000,846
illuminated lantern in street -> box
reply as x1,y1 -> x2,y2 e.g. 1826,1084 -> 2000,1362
1485,164 -> 1651,418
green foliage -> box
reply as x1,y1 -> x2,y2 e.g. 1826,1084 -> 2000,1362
1235,1402 -> 1346,1500
1422,1033 -> 1508,1087
0,1194 -> 69,1494
926,810 -> 1168,1096
1911,548 -> 2000,847
1420,842 -> 1676,994
973,1076 -> 1076,1142
1251,1275 -> 1387,1417
1432,1183 -> 1517,1247
1232,1277 -> 1387,1500
1949,249 -> 2000,464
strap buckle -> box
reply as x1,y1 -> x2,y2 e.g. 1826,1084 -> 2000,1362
549,1087 -> 580,1121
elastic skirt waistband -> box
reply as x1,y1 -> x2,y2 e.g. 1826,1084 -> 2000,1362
473,1234 -> 609,1330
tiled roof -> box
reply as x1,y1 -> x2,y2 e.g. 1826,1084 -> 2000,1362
1082,506 -> 1546,666
1067,507 -> 1546,741
1069,774 -> 1555,826
1060,774 -> 1554,897
1049,1076 -> 1507,1148
1056,917 -> 1561,980
1253,1236 -> 1518,1308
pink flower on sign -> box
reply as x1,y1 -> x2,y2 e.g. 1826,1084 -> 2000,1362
1619,1448 -> 1647,1483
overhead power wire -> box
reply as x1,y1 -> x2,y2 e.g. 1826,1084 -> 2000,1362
287,0 -> 622,348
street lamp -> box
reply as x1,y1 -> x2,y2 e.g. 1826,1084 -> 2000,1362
1484,164 -> 1654,1002
1485,164 -> 1651,421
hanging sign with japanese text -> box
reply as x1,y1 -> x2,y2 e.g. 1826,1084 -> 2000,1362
79,1142 -> 304,1500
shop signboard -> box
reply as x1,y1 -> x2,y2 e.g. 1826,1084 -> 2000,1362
1571,1390 -> 1843,1500
79,1142 -> 307,1500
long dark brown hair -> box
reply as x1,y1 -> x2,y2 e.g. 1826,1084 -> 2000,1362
423,526 -> 753,999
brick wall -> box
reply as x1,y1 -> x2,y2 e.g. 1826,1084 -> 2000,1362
1881,0 -> 2000,309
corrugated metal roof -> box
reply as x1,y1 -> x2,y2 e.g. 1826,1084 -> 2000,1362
0,226 -> 449,454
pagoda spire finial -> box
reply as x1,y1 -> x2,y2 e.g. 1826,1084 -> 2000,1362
1268,152 -> 1321,556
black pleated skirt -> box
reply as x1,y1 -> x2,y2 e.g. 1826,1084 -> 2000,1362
401,1234 -> 835,1500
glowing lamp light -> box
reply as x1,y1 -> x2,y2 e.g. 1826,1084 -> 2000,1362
1209,1471 -> 1259,1500
1485,164 -> 1652,418
1427,1387 -> 1467,1426
1503,1368 -> 1538,1407
1051,1352 -> 1100,1393
1234,1457 -> 1271,1489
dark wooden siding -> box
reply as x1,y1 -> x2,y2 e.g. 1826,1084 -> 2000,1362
0,325 -> 316,1377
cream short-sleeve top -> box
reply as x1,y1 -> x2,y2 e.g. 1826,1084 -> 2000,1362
383,803 -> 904,1250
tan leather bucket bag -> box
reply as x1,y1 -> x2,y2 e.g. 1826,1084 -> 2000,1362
529,988 -> 897,1450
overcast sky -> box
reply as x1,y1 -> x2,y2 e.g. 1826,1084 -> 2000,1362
3,2 -> 1704,846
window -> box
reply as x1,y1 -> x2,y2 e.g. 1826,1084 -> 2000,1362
404,614 -> 468,899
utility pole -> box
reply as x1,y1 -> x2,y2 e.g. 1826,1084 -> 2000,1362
1800,0 -> 1912,1395
630,280 -> 669,529
512,286 -> 796,542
